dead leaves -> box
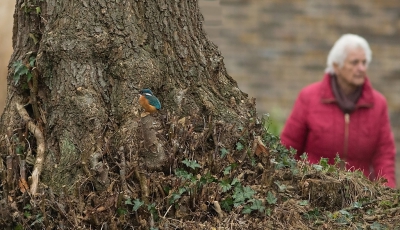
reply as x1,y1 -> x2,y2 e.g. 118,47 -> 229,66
253,136 -> 269,157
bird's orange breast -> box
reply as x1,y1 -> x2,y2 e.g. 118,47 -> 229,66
139,95 -> 158,113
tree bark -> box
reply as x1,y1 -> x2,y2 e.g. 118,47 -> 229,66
0,0 -> 255,195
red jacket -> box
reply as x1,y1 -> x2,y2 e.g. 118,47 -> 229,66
281,73 -> 396,188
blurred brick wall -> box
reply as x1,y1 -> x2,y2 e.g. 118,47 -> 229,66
200,0 -> 400,186
0,1 -> 14,114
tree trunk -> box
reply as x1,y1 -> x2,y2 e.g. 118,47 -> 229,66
1,0 -> 255,195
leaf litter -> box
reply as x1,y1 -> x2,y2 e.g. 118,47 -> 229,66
1,114 -> 400,229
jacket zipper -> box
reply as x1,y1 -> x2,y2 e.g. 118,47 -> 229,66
341,113 -> 350,169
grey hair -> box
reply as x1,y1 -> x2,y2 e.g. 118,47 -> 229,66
325,34 -> 372,74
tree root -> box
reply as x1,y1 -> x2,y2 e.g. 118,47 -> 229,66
212,201 -> 224,218
134,163 -> 149,204
16,102 -> 45,195
118,146 -> 129,194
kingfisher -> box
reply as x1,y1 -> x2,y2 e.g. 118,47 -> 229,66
138,88 -> 161,113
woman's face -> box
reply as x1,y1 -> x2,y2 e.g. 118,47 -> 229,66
333,47 -> 367,92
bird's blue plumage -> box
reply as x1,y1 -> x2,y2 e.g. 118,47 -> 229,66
145,95 -> 161,109
139,89 -> 161,110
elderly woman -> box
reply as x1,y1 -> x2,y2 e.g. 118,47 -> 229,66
281,34 -> 396,188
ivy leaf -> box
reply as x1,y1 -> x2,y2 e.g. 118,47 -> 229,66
175,168 -> 194,180
132,199 -> 144,212
334,154 -> 342,165
250,199 -> 265,212
12,60 -> 29,85
26,72 -> 33,82
220,197 -> 233,212
274,181 -> 287,192
242,205 -> 252,214
233,186 -> 255,207
199,172 -> 216,186
220,148 -> 229,158
353,202 -> 362,209
266,191 -> 277,205
170,187 -> 186,204
265,208 -> 272,216
312,164 -> 323,171
231,177 -> 240,186
182,159 -> 201,170
370,222 -> 386,230
219,179 -> 232,193
300,153 -> 308,160
242,186 -> 255,199
125,198 -> 133,205
29,56 -> 36,67
298,200 -> 309,206
339,209 -> 352,217
236,142 -> 244,151
223,165 -> 232,175
319,158 -> 329,169
117,208 -> 127,216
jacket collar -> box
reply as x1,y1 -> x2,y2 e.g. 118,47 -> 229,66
320,73 -> 374,108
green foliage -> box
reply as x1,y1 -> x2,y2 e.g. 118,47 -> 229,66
12,56 -> 36,86
262,112 -> 284,136
182,159 -> 201,170
242,199 -> 265,214
303,208 -> 321,220
220,148 -> 229,158
117,208 -> 128,216
370,222 -> 387,230
300,152 -> 308,161
169,187 -> 187,205
274,181 -> 287,192
30,213 -> 43,227
219,179 -> 232,192
147,203 -> 159,221
335,209 -> 353,224
198,171 -> 216,186
14,224 -> 24,230
20,0 -> 42,15
175,168 -> 195,181
221,197 -> 234,212
262,116 -> 299,175
23,204 -> 32,218
352,201 -> 362,209
266,191 -> 277,205
223,165 -> 232,175
223,163 -> 238,175
15,144 -> 25,155
232,185 -> 255,207
171,160 -> 215,208
378,200 -> 394,209
12,60 -> 31,86
298,200 -> 309,206
236,142 -> 244,151
125,198 -> 144,212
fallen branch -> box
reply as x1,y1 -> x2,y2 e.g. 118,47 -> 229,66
16,102 -> 45,195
